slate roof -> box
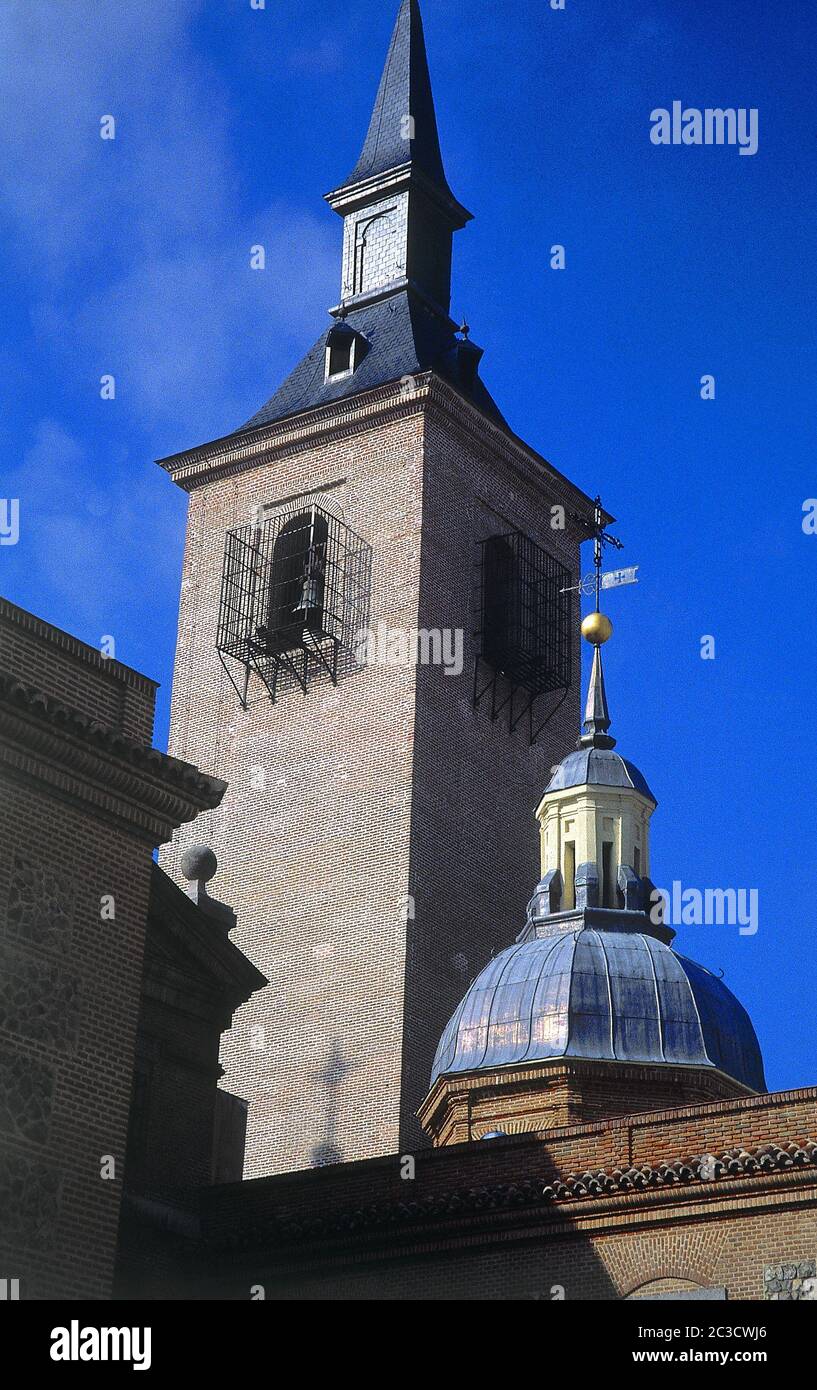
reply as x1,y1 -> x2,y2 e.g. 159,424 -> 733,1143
430,927 -> 766,1092
544,746 -> 657,803
341,0 -> 454,199
239,291 -> 506,433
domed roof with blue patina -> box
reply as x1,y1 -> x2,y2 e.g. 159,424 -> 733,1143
430,927 -> 765,1092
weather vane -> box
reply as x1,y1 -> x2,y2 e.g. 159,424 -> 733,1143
562,496 -> 639,621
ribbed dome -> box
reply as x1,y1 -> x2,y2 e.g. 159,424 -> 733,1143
545,747 -> 656,802
431,928 -> 765,1092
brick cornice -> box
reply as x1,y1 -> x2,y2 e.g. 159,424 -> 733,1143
418,1057 -> 755,1142
420,1066 -> 817,1142
208,1140 -> 817,1274
156,374 -> 599,523
157,379 -> 430,488
0,596 -> 158,693
0,677 -> 226,843
283,1175 -> 817,1282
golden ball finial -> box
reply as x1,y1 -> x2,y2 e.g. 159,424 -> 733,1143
581,611 -> 613,646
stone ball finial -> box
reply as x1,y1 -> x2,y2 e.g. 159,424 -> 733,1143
180,845 -> 218,884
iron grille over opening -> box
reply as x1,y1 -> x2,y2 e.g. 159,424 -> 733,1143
217,504 -> 350,705
475,530 -> 572,741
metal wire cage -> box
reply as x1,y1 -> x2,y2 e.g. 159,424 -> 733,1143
217,504 -> 351,705
475,530 -> 572,738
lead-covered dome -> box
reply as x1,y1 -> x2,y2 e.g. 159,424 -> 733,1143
544,746 -> 656,802
431,928 -> 765,1092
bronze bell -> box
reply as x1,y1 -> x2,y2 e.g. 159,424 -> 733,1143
293,547 -> 324,618
293,574 -> 321,615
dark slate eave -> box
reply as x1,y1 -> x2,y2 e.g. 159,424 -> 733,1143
237,291 -> 507,434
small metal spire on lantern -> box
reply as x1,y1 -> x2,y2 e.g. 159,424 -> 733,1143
562,493 -> 639,750
578,620 -> 616,750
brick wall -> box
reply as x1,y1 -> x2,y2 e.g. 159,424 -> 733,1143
400,399 -> 582,1145
0,597 -> 157,743
161,404 -> 425,1178
0,602 -> 224,1298
178,1085 -> 817,1301
0,776 -> 150,1298
160,379 -> 588,1177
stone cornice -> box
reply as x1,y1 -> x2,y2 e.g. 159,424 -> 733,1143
0,674 -> 226,844
156,375 -> 600,525
148,863 -> 266,1011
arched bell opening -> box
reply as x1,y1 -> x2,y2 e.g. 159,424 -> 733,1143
260,507 -> 330,654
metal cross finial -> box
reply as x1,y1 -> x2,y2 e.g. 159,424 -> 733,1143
562,496 -> 637,600
590,495 -> 623,612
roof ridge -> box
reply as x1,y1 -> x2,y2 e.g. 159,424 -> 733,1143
221,1138 -> 817,1249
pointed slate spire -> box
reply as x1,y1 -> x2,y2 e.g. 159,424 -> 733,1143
577,645 -> 616,750
325,0 -> 471,319
345,0 -> 453,196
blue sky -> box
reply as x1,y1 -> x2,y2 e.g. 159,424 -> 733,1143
1,0 -> 815,1091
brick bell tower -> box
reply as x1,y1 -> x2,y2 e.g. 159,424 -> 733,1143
159,0 -> 597,1176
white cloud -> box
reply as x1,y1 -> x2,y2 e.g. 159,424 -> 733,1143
47,202 -> 337,447
0,0 -> 221,269
4,418 -> 182,623
0,0 -> 338,448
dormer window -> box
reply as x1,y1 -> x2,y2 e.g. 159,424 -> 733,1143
327,336 -> 352,379
325,322 -> 363,381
